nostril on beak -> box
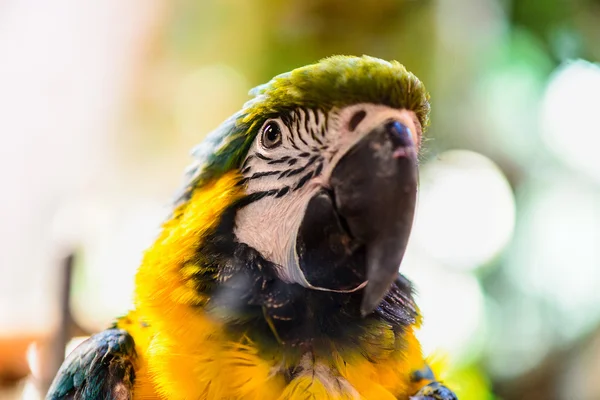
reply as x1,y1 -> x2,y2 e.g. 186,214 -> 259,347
386,121 -> 413,148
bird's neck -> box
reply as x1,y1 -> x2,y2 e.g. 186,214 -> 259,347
196,206 -> 419,351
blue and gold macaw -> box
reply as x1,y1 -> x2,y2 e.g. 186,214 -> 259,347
47,55 -> 457,400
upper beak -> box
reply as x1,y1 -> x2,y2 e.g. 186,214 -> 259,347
330,120 -> 418,316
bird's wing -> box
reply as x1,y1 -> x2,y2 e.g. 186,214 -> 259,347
46,329 -> 137,400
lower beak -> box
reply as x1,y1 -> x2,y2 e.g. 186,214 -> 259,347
330,120 -> 418,316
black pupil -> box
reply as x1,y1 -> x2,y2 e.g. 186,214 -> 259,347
264,123 -> 280,145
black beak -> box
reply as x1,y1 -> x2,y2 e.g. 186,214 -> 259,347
330,120 -> 418,316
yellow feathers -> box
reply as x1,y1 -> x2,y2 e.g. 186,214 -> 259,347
135,172 -> 243,315
118,170 -> 439,399
126,172 -> 287,399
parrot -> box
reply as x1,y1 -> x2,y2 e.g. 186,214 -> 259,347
47,55 -> 457,400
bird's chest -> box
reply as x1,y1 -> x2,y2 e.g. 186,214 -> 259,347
132,329 -> 422,400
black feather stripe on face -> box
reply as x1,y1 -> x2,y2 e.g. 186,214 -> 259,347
238,107 -> 328,201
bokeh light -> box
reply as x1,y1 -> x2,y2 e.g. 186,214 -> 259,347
175,64 -> 248,139
508,176 -> 600,342
541,59 -> 600,183
407,257 -> 486,364
412,150 -> 516,271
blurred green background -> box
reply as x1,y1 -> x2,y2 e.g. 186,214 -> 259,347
1,0 -> 600,399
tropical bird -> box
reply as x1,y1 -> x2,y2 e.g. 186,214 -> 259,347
47,55 -> 457,400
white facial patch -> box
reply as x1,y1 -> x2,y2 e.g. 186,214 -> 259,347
234,104 -> 421,286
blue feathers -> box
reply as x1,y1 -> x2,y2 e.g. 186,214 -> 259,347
46,329 -> 137,400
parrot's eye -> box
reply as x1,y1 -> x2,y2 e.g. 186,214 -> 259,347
260,121 -> 283,149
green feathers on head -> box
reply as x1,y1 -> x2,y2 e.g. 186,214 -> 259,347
177,55 -> 430,204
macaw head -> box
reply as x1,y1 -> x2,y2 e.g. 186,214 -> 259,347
145,55 -> 429,344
